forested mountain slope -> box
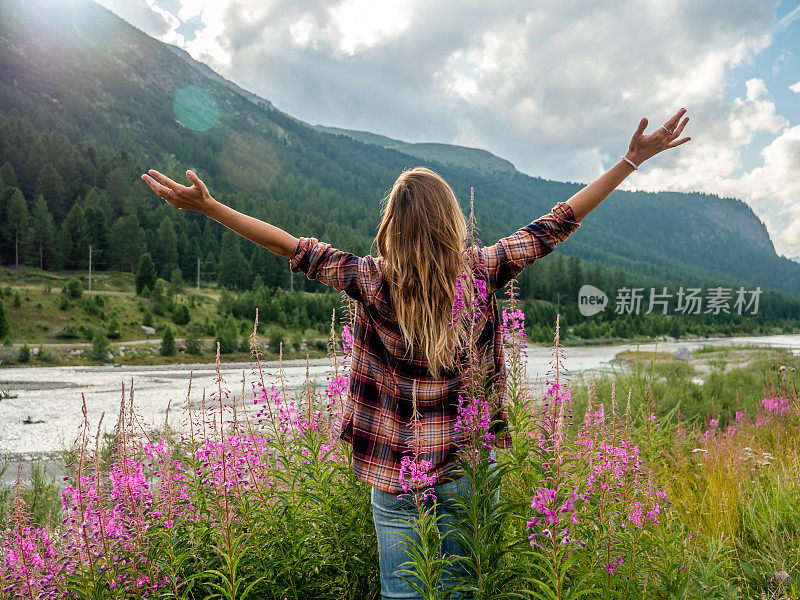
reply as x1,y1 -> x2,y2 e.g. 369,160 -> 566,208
1,0 -> 798,299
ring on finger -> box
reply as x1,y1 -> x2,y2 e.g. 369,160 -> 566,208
661,125 -> 673,135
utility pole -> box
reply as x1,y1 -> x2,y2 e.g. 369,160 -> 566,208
88,244 -> 93,292
88,244 -> 104,292
195,258 -> 214,294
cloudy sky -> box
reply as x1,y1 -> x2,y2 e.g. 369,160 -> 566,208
98,0 -> 800,257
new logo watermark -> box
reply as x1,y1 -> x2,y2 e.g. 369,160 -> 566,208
577,286 -> 762,316
578,285 -> 608,316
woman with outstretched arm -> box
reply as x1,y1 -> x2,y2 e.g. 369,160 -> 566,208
142,107 -> 690,599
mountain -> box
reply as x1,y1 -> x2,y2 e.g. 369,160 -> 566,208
312,126 -> 516,176
1,0 -> 799,299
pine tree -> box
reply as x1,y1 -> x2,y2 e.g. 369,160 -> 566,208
217,232 -> 249,290
169,267 -> 184,299
58,204 -> 90,269
568,255 -> 583,299
135,253 -> 157,295
89,330 -> 110,362
110,214 -> 146,272
152,218 -> 178,276
85,206 -> 109,268
35,165 -> 66,218
30,195 -> 57,269
160,325 -> 176,356
0,162 -> 18,188
4,188 -> 30,268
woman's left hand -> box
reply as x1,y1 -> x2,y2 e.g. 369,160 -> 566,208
625,108 -> 691,166
141,169 -> 216,214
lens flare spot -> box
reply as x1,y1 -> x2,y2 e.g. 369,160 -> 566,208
172,85 -> 219,131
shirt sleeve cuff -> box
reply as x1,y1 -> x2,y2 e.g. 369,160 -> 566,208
289,237 -> 311,273
552,201 -> 581,229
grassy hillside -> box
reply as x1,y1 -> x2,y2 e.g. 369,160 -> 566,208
0,267 -> 333,366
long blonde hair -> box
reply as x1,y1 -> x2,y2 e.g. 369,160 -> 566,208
376,167 -> 473,378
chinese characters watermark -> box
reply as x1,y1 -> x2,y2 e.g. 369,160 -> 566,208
578,285 -> 761,317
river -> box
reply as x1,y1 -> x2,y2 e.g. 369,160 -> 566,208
1,334 -> 798,456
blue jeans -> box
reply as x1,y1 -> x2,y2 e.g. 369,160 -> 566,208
371,454 -> 498,600
372,476 -> 472,600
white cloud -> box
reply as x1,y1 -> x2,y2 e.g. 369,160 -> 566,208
735,126 -> 800,254
790,81 -> 800,93
109,0 -> 800,255
328,0 -> 414,55
630,81 -> 800,255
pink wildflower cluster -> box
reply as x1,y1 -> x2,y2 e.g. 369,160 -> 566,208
576,391 -> 666,531
54,436 -> 191,597
527,485 -> 582,551
454,393 -> 495,451
756,395 -> 793,428
501,308 -> 526,343
398,455 -> 437,502
2,494 -> 63,599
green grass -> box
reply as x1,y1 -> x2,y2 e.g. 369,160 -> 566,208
571,346 -> 800,428
0,267 -> 329,366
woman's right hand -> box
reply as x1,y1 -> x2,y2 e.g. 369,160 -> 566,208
141,169 -> 216,214
625,107 -> 691,166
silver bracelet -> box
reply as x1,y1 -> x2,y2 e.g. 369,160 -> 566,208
621,156 -> 638,170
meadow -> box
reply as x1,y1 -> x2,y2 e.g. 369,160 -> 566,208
1,281 -> 798,600
0,268 -> 336,366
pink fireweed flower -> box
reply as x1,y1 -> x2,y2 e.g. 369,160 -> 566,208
454,394 -> 495,450
341,324 -> 354,355
398,455 -> 437,502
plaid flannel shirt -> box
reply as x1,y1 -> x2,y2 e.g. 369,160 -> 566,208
289,201 -> 581,493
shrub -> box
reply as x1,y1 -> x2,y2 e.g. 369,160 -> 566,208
36,346 -> 55,363
58,297 -> 69,311
185,323 -> 203,355
66,278 -> 82,299
83,295 -> 100,316
215,315 -> 238,354
17,344 -> 30,363
160,326 -> 176,357
142,308 -> 154,328
13,293 -> 21,308
172,303 -> 190,326
106,317 -> 121,339
267,324 -> 285,350
88,330 -> 110,363
0,300 -> 8,339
